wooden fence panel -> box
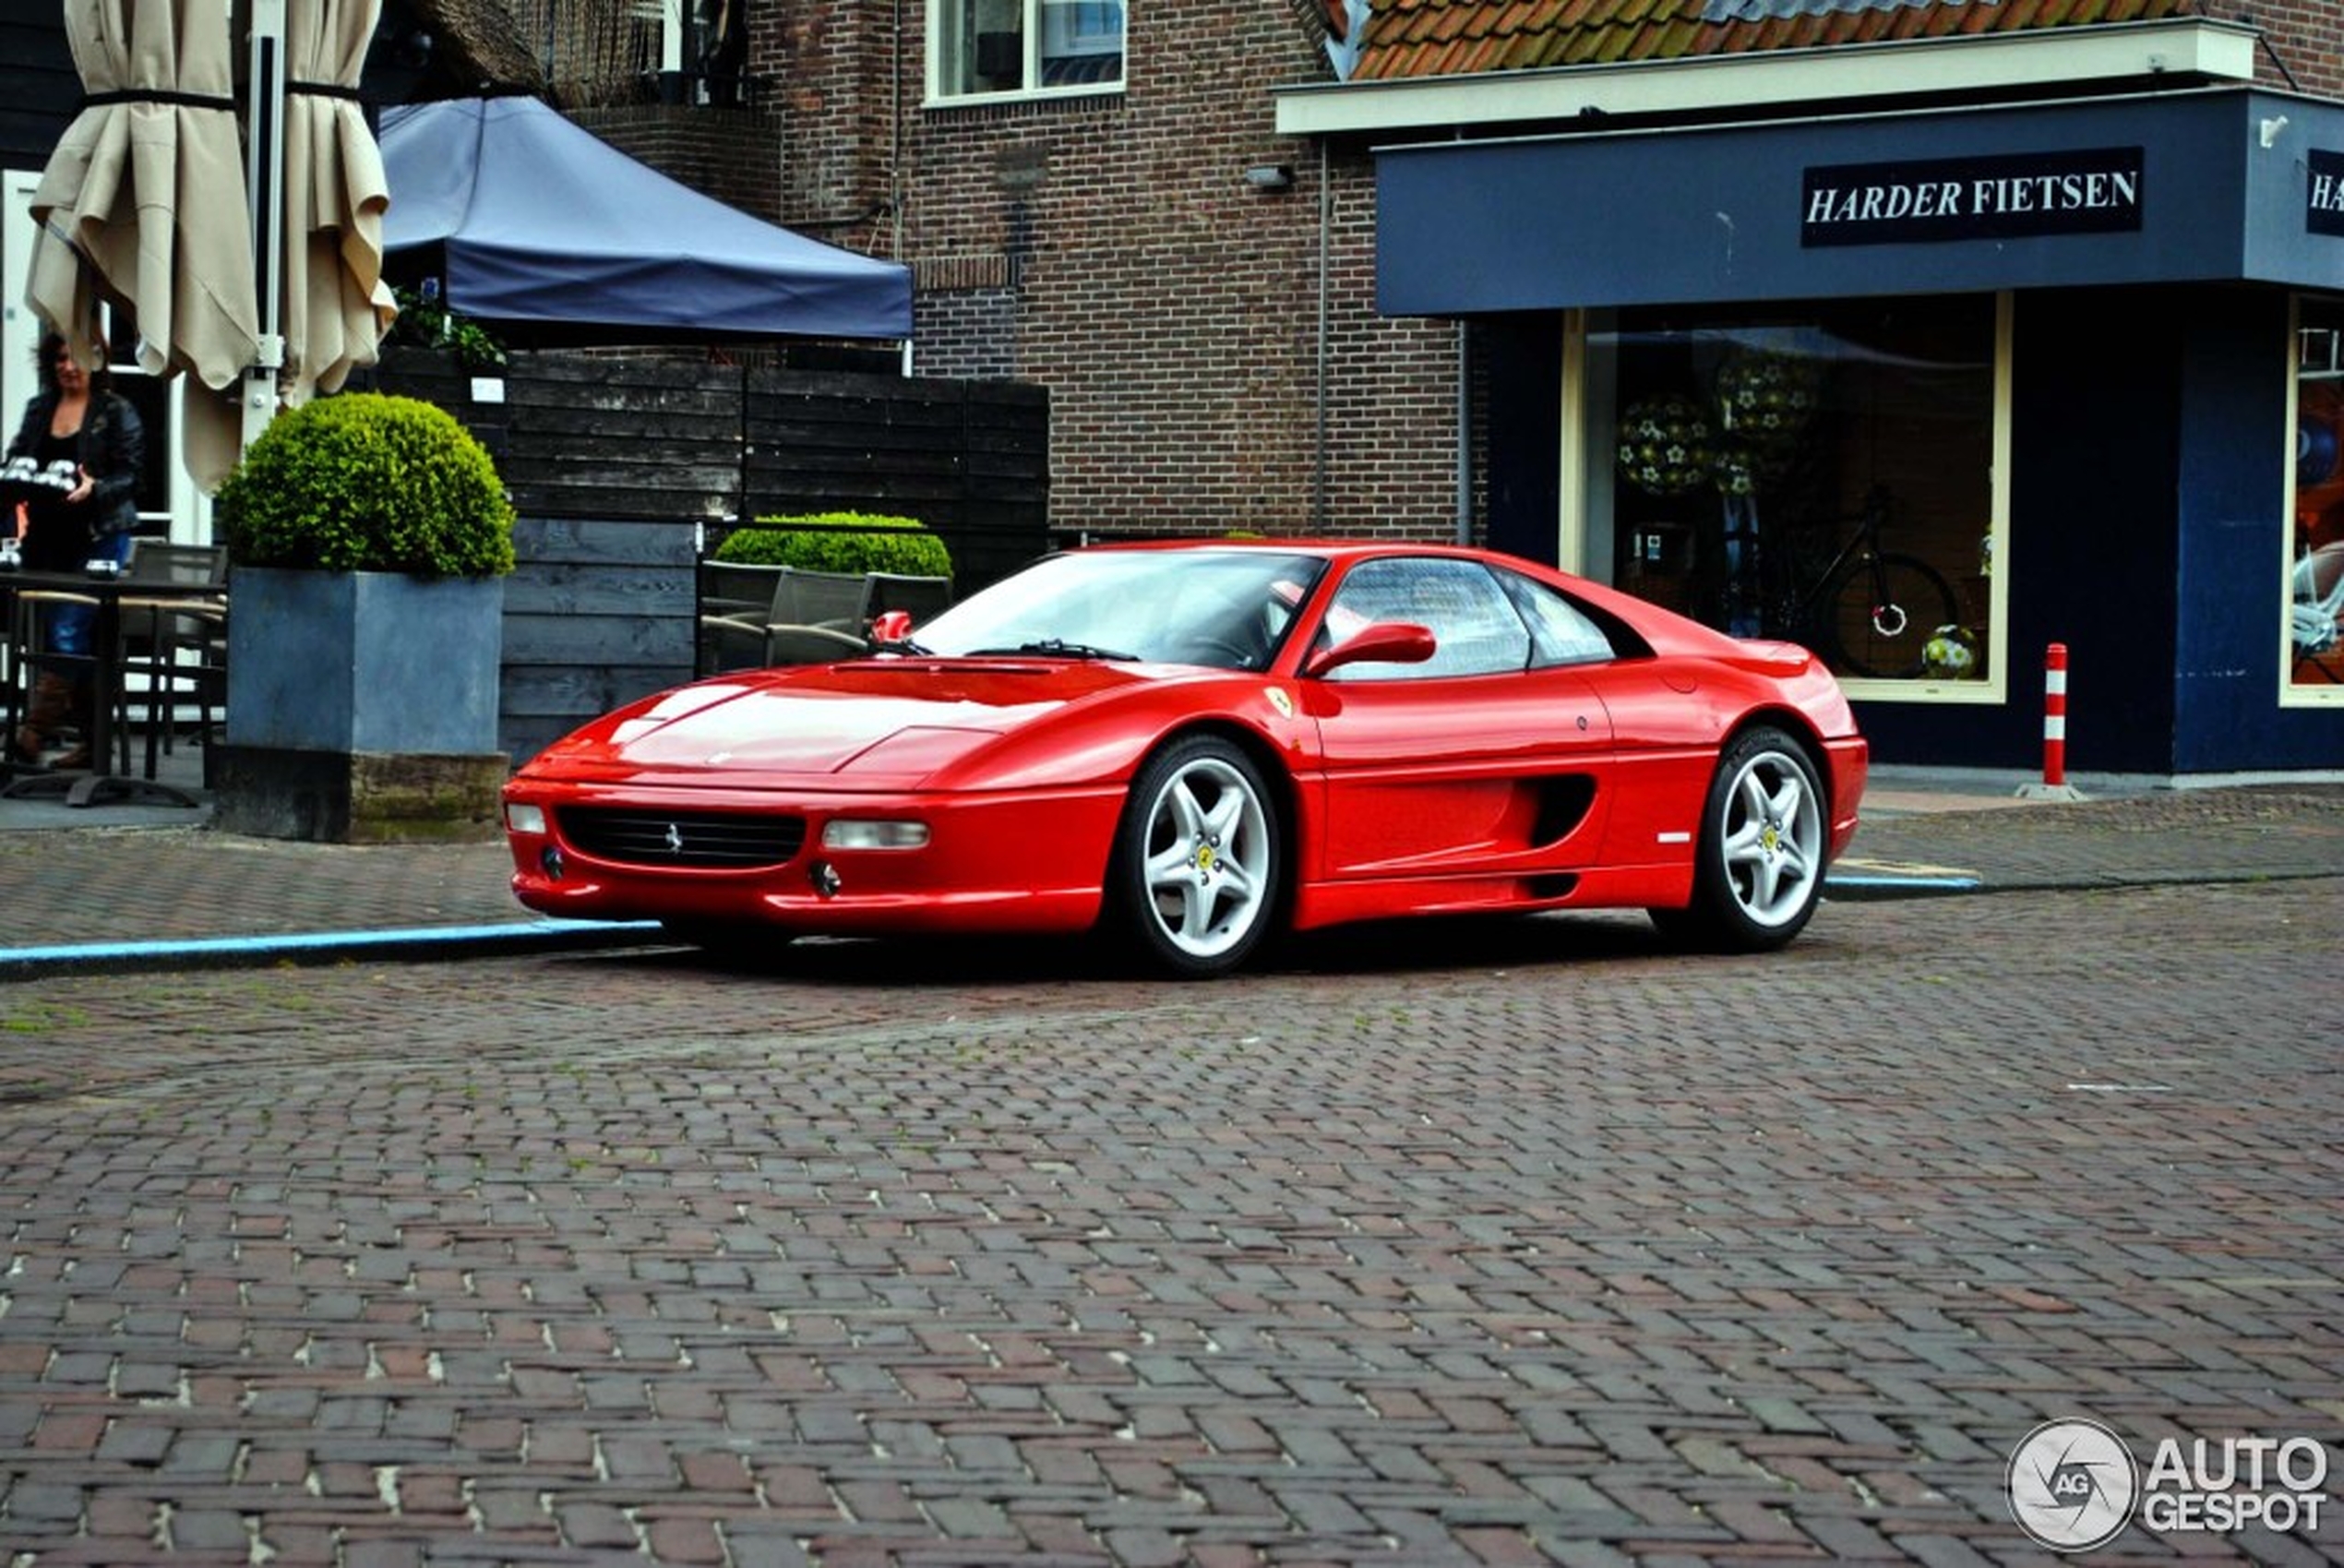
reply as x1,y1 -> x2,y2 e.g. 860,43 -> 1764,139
370,352 -> 1049,761
500,516 -> 697,763
742,371 -> 1051,590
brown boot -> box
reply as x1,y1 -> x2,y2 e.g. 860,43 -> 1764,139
10,672 -> 72,764
47,677 -> 94,771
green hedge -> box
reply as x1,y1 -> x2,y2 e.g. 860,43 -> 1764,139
713,512 -> 952,580
216,393 -> 517,579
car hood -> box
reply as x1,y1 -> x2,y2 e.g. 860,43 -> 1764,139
526,659 -> 1163,779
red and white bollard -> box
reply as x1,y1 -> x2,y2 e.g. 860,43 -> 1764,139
2018,642 -> 2086,799
2042,642 -> 2068,788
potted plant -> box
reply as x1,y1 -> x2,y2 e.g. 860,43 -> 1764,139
210,392 -> 518,843
711,510 -> 953,580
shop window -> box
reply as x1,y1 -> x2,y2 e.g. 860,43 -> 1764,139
2290,297 -> 2344,695
1585,295 -> 2003,693
933,0 -> 1124,99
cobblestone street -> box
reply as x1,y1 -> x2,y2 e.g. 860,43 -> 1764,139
0,877 -> 2337,1565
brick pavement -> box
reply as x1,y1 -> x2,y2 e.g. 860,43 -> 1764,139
0,870 -> 2336,1564
1836,784 -> 2344,893
0,782 -> 2338,959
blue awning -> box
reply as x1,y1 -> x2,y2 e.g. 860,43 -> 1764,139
379,96 -> 913,341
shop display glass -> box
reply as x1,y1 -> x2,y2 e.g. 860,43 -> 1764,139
2290,297 -> 2344,692
1587,294 -> 2001,689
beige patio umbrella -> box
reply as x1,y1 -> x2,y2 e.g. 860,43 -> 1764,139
27,0 -> 395,489
27,0 -> 259,405
276,0 -> 396,421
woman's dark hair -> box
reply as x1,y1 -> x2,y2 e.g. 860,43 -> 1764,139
33,330 -> 110,398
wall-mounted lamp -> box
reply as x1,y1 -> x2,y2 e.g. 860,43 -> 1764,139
2260,114 -> 2290,149
1243,164 -> 1295,192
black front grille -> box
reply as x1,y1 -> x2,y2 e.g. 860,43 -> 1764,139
558,807 -> 806,869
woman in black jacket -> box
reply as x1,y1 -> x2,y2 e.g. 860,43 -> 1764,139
6,331 -> 145,767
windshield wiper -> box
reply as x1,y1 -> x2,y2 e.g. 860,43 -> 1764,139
969,639 -> 1141,661
870,636 -> 935,655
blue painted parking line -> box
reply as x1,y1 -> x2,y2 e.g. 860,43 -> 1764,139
1824,869 -> 1983,899
0,919 -> 665,978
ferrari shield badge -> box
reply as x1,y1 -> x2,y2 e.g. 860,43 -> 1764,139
1266,687 -> 1294,719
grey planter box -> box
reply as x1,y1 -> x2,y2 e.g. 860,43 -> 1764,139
216,568 -> 508,843
226,568 -> 502,752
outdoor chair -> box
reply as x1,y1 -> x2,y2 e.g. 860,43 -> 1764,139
697,561 -> 791,675
700,566 -> 875,671
114,541 -> 230,781
3,581 -> 102,768
759,568 -> 875,664
861,571 -> 954,629
700,560 -> 787,621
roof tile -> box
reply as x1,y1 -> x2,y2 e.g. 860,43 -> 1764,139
1354,0 -> 2200,77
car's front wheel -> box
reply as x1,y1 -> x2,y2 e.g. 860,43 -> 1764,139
1651,725 -> 1826,952
1109,736 -> 1280,978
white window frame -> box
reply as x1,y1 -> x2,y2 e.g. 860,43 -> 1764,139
926,0 -> 1125,106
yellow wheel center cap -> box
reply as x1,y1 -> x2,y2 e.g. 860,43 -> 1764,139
1761,823 -> 1780,854
1195,844 -> 1217,873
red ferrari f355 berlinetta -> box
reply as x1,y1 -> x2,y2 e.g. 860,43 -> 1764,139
503,541 -> 1867,976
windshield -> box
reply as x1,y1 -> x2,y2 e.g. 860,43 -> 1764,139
907,550 -> 1329,671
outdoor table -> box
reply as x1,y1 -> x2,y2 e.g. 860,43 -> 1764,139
0,567 -> 223,808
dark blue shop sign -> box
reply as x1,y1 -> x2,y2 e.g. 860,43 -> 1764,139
1801,148 -> 2144,248
2311,150 -> 2344,236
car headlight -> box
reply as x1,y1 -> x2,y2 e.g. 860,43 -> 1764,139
507,803 -> 548,835
821,820 -> 930,851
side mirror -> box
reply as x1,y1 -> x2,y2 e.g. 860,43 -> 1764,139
869,608 -> 915,644
1304,620 -> 1438,677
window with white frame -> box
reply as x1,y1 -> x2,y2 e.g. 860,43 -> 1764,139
933,0 -> 1124,100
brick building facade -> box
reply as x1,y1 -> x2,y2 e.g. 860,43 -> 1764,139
625,0 -> 2344,555
753,0 -> 1466,542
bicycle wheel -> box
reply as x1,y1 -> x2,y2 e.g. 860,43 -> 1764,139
1818,552 -> 1958,678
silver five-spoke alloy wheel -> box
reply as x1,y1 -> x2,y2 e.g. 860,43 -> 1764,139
1652,725 -> 1828,952
1115,736 -> 1279,976
1719,741 -> 1824,928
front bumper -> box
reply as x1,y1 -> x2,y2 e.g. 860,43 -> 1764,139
504,781 -> 1129,937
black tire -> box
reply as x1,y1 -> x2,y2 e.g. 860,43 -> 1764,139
1107,736 -> 1281,978
1649,726 -> 1826,952
1818,552 -> 1958,678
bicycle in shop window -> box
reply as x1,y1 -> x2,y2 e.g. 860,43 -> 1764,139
1694,485 -> 1961,680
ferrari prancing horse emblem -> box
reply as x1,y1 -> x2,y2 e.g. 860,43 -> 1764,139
1266,688 -> 1294,719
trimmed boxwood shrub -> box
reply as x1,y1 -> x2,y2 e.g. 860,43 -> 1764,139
216,392 -> 517,579
713,511 -> 951,581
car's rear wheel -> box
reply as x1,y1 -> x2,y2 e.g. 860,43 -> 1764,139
1650,725 -> 1825,952
1110,736 -> 1280,978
